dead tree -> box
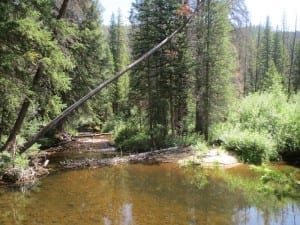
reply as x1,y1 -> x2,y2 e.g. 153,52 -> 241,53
19,9 -> 199,154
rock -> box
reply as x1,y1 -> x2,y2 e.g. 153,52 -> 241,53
178,149 -> 241,168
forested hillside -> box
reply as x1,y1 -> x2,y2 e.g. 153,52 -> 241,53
0,0 -> 299,168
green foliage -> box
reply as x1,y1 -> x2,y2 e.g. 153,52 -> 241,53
251,164 -> 300,198
256,16 -> 273,91
277,94 -> 300,153
194,0 -> 235,139
191,138 -> 209,152
114,126 -> 150,152
108,11 -> 130,115
130,0 -> 191,147
0,151 -> 29,172
219,128 -> 277,164
212,89 -> 300,163
294,41 -> 300,92
163,133 -> 206,149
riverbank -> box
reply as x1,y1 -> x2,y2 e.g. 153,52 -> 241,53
48,133 -> 242,169
58,147 -> 192,169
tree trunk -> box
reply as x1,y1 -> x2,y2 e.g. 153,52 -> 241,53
203,0 -> 211,140
0,0 -> 70,153
1,66 -> 42,152
57,0 -> 69,19
254,26 -> 261,92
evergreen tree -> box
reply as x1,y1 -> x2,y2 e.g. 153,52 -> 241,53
293,41 -> 300,92
130,0 -> 190,147
272,28 -> 289,84
194,0 -> 235,140
257,16 -> 273,91
0,0 -> 73,151
55,0 -> 114,132
109,11 -> 130,116
0,0 -> 114,150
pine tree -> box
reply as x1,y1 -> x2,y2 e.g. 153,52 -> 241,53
56,0 -> 114,132
109,11 -> 130,116
130,0 -> 190,147
272,28 -> 289,85
257,16 -> 273,91
194,0 -> 235,140
0,0 -> 73,152
0,0 -> 114,151
293,41 -> 300,93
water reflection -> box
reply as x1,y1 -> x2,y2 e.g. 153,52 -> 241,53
103,217 -> 111,225
0,164 -> 299,225
232,204 -> 300,225
121,203 -> 133,225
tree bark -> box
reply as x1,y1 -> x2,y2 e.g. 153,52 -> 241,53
0,0 -> 70,153
1,66 -> 42,152
57,0 -> 69,19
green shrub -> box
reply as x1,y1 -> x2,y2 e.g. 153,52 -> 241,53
0,151 -> 11,171
276,94 -> 300,153
232,92 -> 285,134
164,133 -> 204,148
191,138 -> 209,152
212,91 -> 300,162
114,126 -> 150,152
101,116 -> 121,133
219,129 -> 278,164
0,151 -> 29,173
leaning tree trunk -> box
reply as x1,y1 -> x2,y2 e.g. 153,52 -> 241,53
0,0 -> 70,153
20,12 -> 198,154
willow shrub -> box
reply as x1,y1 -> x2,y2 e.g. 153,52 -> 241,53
212,91 -> 300,163
219,128 -> 277,164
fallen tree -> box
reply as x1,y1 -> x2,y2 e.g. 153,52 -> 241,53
59,147 -> 192,169
19,11 -> 198,154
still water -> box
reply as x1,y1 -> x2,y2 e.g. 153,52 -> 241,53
0,164 -> 299,225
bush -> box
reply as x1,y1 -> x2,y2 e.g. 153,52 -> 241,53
164,133 -> 204,148
0,151 -> 29,173
114,126 -> 150,152
191,138 -> 209,152
219,129 -> 278,164
211,91 -> 300,163
277,94 -> 300,153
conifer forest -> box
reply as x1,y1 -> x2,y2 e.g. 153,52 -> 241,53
0,0 -> 300,175
1,1 -> 300,225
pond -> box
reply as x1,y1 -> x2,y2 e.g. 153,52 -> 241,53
0,163 -> 299,225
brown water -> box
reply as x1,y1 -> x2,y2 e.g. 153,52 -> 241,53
0,164 -> 299,225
